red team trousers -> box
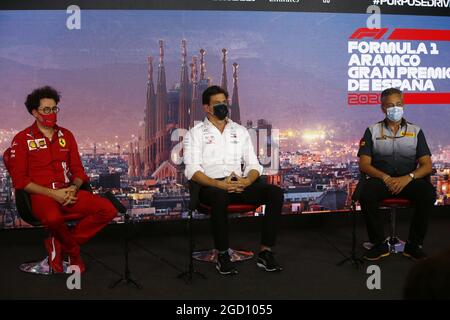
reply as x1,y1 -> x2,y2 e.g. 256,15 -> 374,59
30,190 -> 117,255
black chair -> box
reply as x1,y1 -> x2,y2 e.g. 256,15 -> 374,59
188,180 -> 258,263
2,147 -> 125,275
349,173 -> 412,258
178,179 -> 260,283
362,198 -> 411,254
15,187 -> 95,275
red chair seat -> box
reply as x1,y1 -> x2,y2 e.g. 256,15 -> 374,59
198,203 -> 259,214
380,198 -> 412,208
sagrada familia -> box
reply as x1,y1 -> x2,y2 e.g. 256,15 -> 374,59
128,39 -> 241,182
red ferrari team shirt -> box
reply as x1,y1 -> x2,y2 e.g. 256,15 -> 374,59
8,121 -> 89,190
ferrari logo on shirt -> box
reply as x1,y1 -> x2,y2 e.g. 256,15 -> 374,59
27,140 -> 37,150
59,138 -> 66,148
401,132 -> 416,137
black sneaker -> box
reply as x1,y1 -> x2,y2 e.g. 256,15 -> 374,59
257,250 -> 283,272
216,251 -> 238,275
363,241 -> 390,261
403,242 -> 427,261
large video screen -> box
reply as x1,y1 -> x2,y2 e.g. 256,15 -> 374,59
1,2 -> 449,228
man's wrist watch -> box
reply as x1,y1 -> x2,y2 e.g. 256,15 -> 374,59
408,173 -> 415,180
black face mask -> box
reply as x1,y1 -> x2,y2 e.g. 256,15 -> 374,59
212,103 -> 229,120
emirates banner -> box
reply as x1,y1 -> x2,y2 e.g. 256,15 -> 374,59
0,1 -> 449,228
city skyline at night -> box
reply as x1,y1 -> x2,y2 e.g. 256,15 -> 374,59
1,10 -> 450,227
1,11 -> 449,150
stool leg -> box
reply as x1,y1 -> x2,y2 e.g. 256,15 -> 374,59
389,208 -> 396,242
388,207 -> 405,254
178,209 -> 206,283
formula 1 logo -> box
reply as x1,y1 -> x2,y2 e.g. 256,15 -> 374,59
350,27 -> 450,41
350,28 -> 388,40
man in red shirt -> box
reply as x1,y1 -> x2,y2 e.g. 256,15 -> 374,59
8,86 -> 117,273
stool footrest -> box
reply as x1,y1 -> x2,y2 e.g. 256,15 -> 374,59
193,248 -> 254,263
388,237 -> 405,253
19,256 -> 71,275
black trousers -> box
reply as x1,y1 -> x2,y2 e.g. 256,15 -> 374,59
359,178 -> 436,246
199,180 -> 284,251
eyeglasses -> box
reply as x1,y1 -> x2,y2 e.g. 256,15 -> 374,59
38,106 -> 60,114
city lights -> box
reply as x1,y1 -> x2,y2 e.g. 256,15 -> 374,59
301,129 -> 326,142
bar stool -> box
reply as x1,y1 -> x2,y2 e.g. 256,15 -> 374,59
362,198 -> 411,254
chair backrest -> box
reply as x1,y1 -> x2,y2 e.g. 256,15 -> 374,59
101,191 -> 127,214
15,190 -> 41,226
351,172 -> 367,203
2,147 -> 40,225
188,180 -> 201,211
79,182 -> 92,193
